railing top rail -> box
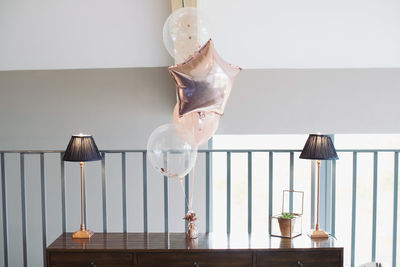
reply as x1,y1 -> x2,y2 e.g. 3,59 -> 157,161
199,149 -> 400,153
1,149 -> 400,154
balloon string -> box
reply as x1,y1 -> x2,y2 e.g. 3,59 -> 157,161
179,178 -> 190,212
179,166 -> 195,214
189,164 -> 195,211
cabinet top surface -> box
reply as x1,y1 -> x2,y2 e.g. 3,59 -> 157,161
47,233 -> 342,252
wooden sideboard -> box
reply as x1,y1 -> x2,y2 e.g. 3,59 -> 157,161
46,233 -> 343,267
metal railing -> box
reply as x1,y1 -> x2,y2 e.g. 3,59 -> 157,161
0,148 -> 399,267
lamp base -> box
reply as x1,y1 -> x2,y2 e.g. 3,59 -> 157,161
309,229 -> 329,239
72,229 -> 94,239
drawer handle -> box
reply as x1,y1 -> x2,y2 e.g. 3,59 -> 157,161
294,261 -> 303,267
193,262 -> 200,267
89,262 -> 96,267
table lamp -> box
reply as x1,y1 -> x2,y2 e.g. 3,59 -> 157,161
300,134 -> 338,239
63,134 -> 102,239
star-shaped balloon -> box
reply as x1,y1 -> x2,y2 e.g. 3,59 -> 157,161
168,39 -> 241,117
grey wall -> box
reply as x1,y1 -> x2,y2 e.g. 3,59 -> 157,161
0,67 -> 175,150
1,67 -> 400,266
1,68 -> 400,150
223,68 -> 400,134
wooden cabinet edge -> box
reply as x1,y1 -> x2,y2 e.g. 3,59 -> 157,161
47,250 -> 343,267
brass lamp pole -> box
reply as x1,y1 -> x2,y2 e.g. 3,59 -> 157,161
63,134 -> 102,239
77,161 -> 90,238
300,134 -> 338,239
313,159 -> 325,238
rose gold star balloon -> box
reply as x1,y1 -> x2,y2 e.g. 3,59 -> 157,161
168,39 -> 242,117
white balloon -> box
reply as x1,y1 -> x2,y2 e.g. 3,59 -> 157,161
163,7 -> 211,63
147,124 -> 198,179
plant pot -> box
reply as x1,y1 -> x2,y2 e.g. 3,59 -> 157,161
278,218 -> 295,237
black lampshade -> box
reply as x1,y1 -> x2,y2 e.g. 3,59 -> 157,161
63,134 -> 102,162
300,134 -> 338,160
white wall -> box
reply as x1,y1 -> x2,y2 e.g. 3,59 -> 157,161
2,0 -> 400,70
199,0 -> 400,68
0,0 -> 173,70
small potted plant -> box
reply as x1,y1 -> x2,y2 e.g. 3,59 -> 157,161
271,190 -> 304,238
277,212 -> 296,237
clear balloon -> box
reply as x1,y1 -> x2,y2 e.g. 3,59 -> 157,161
147,124 -> 198,179
173,104 -> 220,147
169,39 -> 242,117
163,7 -> 211,63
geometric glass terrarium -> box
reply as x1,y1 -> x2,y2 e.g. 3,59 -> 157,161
271,190 -> 304,239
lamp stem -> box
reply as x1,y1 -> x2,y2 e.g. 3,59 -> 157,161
72,161 -> 93,238
80,162 -> 85,231
316,160 -> 321,231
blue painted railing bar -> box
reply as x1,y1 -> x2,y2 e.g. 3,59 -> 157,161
372,152 -> 378,262
205,151 -> 212,233
311,161 -> 315,229
60,153 -> 67,233
40,153 -> 47,267
331,160 -> 336,237
323,160 -> 332,232
248,152 -> 252,234
163,153 -> 169,233
289,152 -> 294,213
184,156 -> 190,231
142,152 -> 148,233
227,152 -> 231,234
20,154 -> 28,267
163,176 -> 169,233
268,152 -> 273,234
393,152 -> 399,267
351,152 -> 358,267
185,171 -> 189,231
101,152 -> 107,232
325,135 -> 334,233
121,152 -> 127,233
1,153 -> 8,267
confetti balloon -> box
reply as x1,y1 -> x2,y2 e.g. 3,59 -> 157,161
147,124 -> 198,179
163,7 -> 211,63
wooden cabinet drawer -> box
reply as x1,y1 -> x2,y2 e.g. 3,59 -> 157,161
256,250 -> 342,267
49,252 -> 133,267
137,252 -> 252,267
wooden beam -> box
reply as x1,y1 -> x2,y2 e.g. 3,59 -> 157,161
184,0 -> 197,8
171,0 -> 197,12
170,0 -> 183,12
